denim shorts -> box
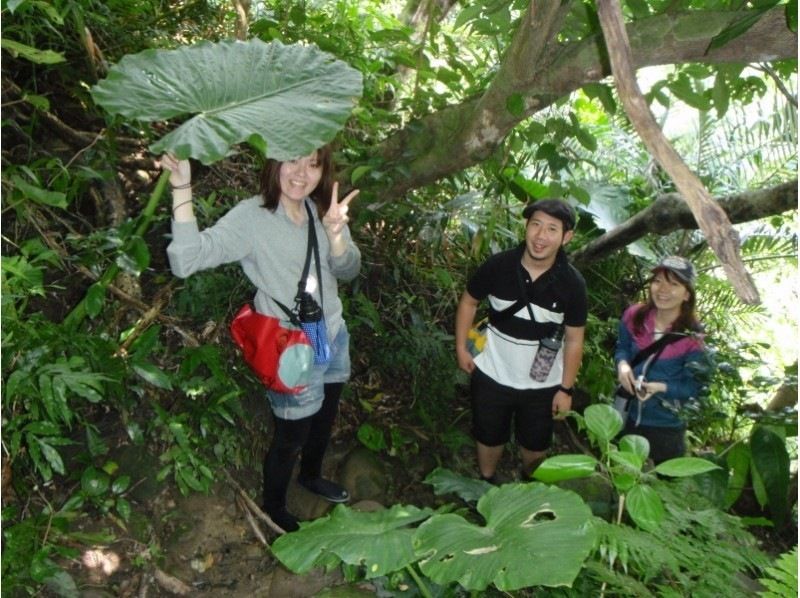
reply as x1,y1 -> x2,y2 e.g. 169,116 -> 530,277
267,325 -> 351,420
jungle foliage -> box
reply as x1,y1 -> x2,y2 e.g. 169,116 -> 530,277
1,0 -> 797,595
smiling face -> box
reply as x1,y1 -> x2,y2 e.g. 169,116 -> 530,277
649,270 -> 691,313
278,152 -> 323,205
524,210 -> 573,265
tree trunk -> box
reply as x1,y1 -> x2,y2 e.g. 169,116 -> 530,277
595,0 -> 760,303
232,0 -> 250,41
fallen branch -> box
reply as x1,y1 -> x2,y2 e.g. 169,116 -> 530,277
116,280 -> 182,355
30,217 -> 199,346
3,77 -> 141,150
236,493 -> 269,546
153,567 -> 192,595
223,468 -> 287,536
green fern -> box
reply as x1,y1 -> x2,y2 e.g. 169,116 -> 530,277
758,547 -> 798,598
585,478 -> 769,596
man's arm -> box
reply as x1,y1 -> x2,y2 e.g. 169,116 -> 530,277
455,291 -> 480,373
552,324 -> 585,417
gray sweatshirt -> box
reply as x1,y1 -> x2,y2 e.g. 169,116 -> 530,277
167,196 -> 361,341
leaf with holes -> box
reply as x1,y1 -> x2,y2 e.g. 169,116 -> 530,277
415,483 -> 595,590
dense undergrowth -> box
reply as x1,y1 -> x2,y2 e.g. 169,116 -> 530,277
2,0 -> 797,595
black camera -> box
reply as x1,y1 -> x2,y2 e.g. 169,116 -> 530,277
296,292 -> 322,323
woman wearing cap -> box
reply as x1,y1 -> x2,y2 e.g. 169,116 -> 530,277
614,256 -> 707,464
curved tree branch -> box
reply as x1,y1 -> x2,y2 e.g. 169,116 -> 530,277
571,180 -> 798,267
363,6 -> 796,200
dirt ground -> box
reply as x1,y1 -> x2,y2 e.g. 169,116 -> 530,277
52,392 -> 486,597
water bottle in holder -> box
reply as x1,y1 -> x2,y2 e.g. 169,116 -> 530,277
529,326 -> 563,382
297,292 -> 331,365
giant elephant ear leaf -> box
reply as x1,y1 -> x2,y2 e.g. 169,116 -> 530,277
415,483 -> 596,591
91,39 -> 363,164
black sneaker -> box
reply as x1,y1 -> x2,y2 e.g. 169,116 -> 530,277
297,477 -> 350,503
263,506 -> 300,533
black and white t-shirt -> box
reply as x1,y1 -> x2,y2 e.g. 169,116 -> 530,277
467,245 -> 588,389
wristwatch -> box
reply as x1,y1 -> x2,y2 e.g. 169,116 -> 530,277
557,385 -> 574,396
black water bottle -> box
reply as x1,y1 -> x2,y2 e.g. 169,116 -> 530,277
529,327 -> 564,382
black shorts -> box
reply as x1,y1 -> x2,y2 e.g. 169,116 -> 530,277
470,367 -> 557,451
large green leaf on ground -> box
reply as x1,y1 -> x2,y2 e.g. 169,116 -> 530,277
415,483 -> 595,591
424,466 -> 493,502
91,39 -> 363,164
272,503 -> 433,578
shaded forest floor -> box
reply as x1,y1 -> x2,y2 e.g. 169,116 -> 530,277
26,384 -> 797,597
34,386 -> 490,597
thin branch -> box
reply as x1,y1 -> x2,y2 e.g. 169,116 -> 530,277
236,493 -> 269,546
756,63 -> 798,108
595,0 -> 766,303
223,468 -> 286,536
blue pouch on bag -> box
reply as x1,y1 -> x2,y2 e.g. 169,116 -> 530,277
301,318 -> 331,365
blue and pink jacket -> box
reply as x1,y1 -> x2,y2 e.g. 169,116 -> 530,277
614,304 -> 707,429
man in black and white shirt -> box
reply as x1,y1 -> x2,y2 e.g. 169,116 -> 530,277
455,199 -> 588,482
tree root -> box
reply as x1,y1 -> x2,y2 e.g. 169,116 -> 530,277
223,469 -> 287,537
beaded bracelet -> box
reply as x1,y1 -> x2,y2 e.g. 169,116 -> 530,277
171,181 -> 192,190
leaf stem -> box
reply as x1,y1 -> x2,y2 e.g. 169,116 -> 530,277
63,170 -> 171,328
405,564 -> 433,598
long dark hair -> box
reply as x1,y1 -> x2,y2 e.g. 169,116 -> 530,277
258,144 -> 335,218
632,268 -> 700,334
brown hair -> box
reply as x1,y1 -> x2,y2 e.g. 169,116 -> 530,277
632,268 -> 699,334
258,144 -> 335,218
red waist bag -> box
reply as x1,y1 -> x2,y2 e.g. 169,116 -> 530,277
230,304 -> 314,394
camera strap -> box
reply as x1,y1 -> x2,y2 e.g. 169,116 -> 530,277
514,257 -> 564,341
629,332 -> 683,369
268,201 -> 324,326
296,201 -> 324,310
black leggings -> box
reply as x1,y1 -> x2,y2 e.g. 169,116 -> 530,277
262,383 -> 343,510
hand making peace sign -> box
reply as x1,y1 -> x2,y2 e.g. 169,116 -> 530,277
322,181 -> 359,236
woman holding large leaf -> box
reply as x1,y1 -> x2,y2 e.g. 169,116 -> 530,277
160,147 -> 360,533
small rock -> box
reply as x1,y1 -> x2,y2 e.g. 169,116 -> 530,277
338,447 -> 387,503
